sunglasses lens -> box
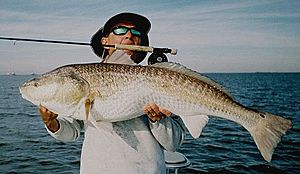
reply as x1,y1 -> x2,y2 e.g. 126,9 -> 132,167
112,26 -> 142,37
113,27 -> 128,35
130,29 -> 141,36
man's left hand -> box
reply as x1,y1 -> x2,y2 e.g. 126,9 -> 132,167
144,103 -> 172,122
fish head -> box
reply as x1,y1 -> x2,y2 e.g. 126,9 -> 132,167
20,67 -> 90,116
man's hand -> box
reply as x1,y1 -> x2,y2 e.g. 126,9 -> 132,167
39,106 -> 59,132
143,103 -> 172,122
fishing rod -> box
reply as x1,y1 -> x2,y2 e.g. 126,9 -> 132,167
0,36 -> 177,55
0,36 -> 177,64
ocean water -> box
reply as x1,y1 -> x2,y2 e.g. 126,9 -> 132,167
0,73 -> 299,174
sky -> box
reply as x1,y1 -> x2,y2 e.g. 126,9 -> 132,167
0,0 -> 299,74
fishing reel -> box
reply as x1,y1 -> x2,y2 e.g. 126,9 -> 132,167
147,52 -> 168,65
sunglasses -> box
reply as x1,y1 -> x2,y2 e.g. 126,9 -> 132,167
111,26 -> 142,37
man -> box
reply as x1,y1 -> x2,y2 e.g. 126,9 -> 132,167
39,12 -> 185,174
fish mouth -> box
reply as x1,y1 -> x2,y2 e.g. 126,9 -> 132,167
19,86 -> 40,106
19,86 -> 26,97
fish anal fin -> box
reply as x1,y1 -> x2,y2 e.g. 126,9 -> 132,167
180,115 -> 209,138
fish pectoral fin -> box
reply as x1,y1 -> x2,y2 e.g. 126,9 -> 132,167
180,115 -> 209,138
69,97 -> 90,120
84,98 -> 94,120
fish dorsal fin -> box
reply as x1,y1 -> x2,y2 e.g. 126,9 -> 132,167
180,115 -> 209,138
150,62 -> 232,97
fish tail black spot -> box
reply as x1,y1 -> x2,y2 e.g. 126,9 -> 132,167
260,113 -> 266,118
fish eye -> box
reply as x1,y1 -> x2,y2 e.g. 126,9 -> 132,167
33,82 -> 38,87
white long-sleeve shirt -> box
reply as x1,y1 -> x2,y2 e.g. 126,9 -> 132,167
47,115 -> 185,174
46,51 -> 186,174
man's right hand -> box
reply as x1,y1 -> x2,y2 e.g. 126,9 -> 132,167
39,106 -> 60,133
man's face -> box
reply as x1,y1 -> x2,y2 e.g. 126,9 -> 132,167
101,22 -> 141,56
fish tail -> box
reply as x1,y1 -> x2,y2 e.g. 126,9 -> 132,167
250,112 -> 292,162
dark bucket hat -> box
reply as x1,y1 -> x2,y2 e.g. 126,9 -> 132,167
90,12 -> 151,63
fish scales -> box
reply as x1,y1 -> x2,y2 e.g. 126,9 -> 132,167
70,63 -> 269,128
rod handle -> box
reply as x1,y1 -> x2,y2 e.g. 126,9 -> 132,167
114,44 -> 177,55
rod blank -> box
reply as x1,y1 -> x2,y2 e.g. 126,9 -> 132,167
0,36 -> 90,46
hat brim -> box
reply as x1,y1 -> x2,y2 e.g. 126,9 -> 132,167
90,27 -> 106,58
103,13 -> 151,34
